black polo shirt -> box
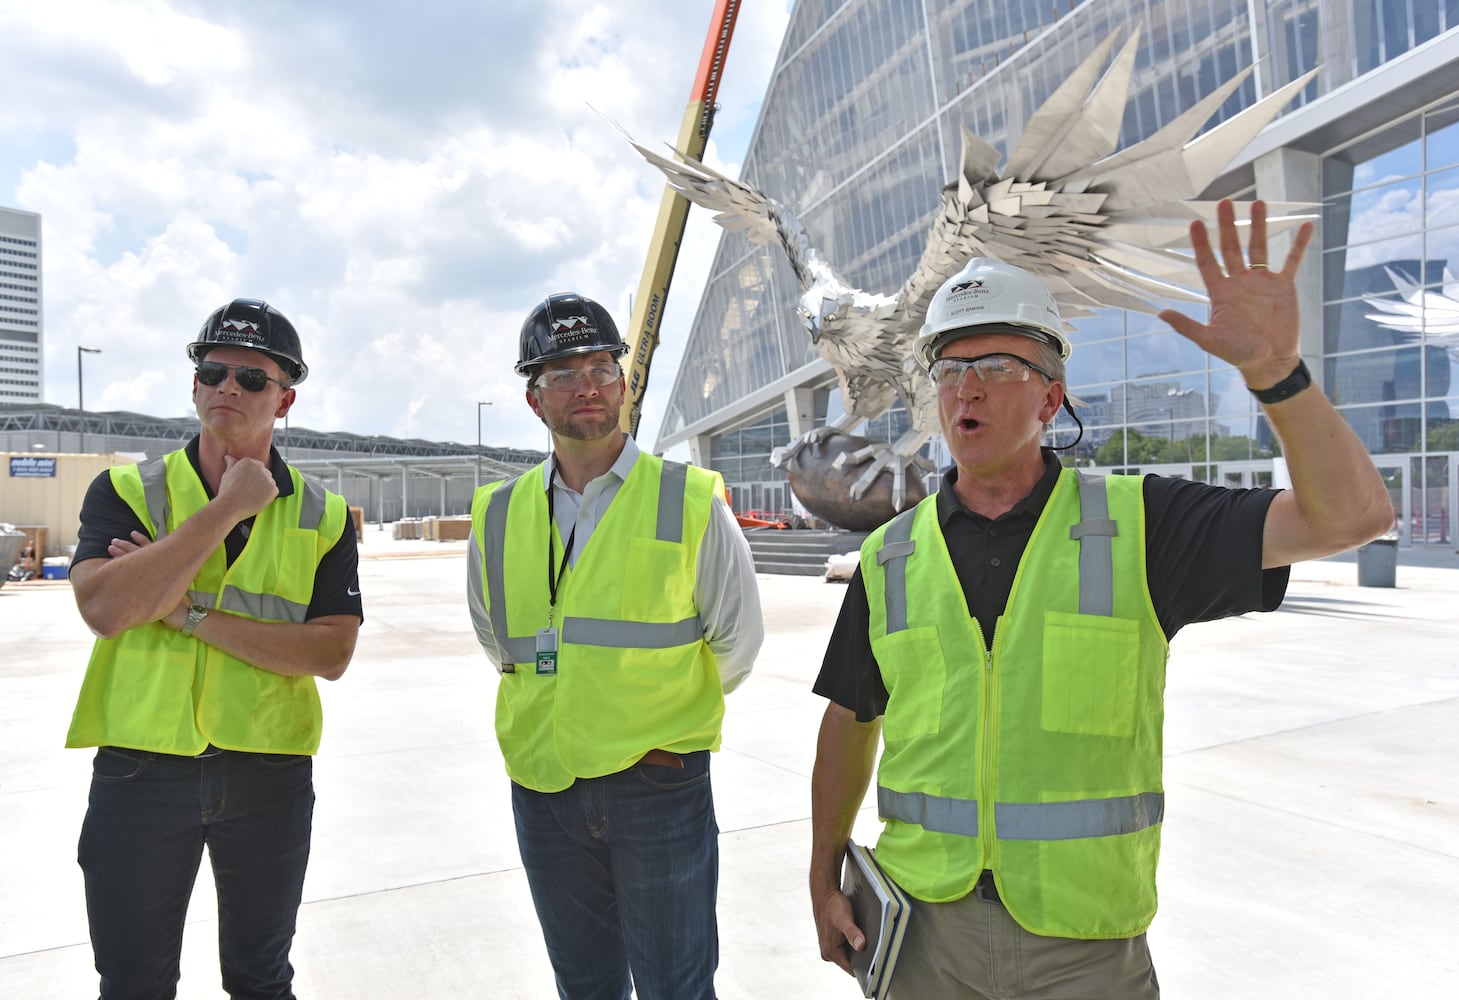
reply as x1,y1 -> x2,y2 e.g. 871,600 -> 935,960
814,450 -> 1287,721
74,437 -> 363,621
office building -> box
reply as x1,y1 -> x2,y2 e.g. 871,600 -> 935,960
0,207 -> 42,404
658,0 -> 1459,545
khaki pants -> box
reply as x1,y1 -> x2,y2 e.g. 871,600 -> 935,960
888,888 -> 1159,1000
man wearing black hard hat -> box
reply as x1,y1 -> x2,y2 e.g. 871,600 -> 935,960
467,291 -> 764,1000
66,298 -> 362,1000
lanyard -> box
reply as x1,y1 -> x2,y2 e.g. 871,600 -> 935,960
545,458 -> 577,624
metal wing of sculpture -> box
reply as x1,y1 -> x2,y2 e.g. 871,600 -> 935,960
613,30 -> 1317,529
888,30 -> 1319,331
1363,266 -> 1459,353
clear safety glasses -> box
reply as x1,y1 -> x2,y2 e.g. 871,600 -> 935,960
929,353 -> 1054,389
532,363 -> 623,392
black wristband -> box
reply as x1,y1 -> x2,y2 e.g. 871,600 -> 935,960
1249,359 -> 1312,405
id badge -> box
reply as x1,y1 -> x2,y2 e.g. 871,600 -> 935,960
535,627 -> 559,676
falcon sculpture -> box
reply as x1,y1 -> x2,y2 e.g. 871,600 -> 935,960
617,30 -> 1317,527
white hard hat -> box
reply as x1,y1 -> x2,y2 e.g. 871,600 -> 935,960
913,258 -> 1072,370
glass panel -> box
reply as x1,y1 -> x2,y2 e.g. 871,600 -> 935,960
1073,384 -> 1122,425
1118,373 -> 1211,430
1325,294 -> 1421,356
1325,116 -> 1423,197
1209,366 -> 1261,418
1209,426 -> 1278,461
1424,100 -> 1459,172
1426,399 -> 1459,450
1325,234 -> 1426,302
1425,165 -> 1459,230
1125,331 -> 1213,379
710,456 -> 741,482
1415,0 -> 1444,45
1370,459 -> 1406,539
1148,418 -> 1204,466
1422,440 -> 1455,543
1066,308 -> 1131,347
1339,398 -> 1426,453
1337,176 -> 1425,246
1329,345 -> 1430,405
741,421 -> 774,458
1067,338 -> 1125,388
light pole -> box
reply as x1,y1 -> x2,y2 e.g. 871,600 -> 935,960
476,401 -> 493,489
77,346 -> 102,454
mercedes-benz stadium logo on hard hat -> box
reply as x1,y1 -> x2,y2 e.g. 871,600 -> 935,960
215,318 -> 262,343
550,315 -> 596,343
951,280 -> 984,293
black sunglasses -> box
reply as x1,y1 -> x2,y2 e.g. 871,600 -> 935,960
195,360 -> 290,393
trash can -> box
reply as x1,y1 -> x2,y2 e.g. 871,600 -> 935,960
1356,537 -> 1398,588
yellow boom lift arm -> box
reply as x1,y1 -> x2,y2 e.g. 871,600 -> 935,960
620,0 -> 741,437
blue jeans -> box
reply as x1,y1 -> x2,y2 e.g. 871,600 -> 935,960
512,750 -> 720,1000
77,746 -> 314,1000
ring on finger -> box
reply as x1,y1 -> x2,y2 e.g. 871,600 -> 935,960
1248,262 -> 1270,270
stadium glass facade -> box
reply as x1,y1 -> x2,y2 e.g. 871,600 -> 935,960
656,0 -> 1459,546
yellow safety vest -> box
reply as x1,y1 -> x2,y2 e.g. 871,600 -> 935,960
472,454 -> 724,792
862,469 -> 1168,938
66,449 -> 348,755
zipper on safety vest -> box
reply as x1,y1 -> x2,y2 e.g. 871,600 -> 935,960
980,622 -> 998,873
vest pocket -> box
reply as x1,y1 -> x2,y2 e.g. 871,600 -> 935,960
871,626 -> 946,741
273,529 -> 319,614
1040,611 -> 1139,738
625,538 -> 694,619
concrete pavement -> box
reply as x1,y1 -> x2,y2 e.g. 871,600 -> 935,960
2,529 -> 1456,998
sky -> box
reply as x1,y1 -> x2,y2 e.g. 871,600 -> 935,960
1,0 -> 792,453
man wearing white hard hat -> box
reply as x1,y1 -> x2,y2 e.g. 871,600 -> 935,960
808,202 -> 1393,997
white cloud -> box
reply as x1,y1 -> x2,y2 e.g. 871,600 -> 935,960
4,0 -> 791,450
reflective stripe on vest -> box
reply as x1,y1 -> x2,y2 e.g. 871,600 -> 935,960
872,475 -> 1163,842
138,457 -> 171,537
879,786 -> 977,836
875,475 -> 1119,631
875,509 -> 917,634
1071,471 -> 1118,617
138,455 -> 331,537
68,449 -> 344,755
482,464 -> 694,664
137,456 -> 331,625
881,787 -> 1163,841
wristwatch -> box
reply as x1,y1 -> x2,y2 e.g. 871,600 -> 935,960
1249,359 -> 1312,405
180,603 -> 209,637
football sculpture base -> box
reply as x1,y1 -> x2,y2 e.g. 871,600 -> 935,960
783,432 -> 927,533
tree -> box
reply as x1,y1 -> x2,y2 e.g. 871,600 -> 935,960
1427,421 -> 1459,451
1095,428 -> 1170,466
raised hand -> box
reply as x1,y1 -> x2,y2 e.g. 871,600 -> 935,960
1158,199 -> 1314,389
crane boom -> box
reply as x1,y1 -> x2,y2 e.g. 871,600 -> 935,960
620,0 -> 742,438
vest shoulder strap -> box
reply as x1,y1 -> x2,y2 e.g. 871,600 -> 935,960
1069,471 -> 1118,618
874,505 -> 921,634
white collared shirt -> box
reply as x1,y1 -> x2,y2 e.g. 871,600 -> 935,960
467,435 -> 763,693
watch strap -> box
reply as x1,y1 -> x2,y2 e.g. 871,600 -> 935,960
180,603 -> 208,637
1249,359 -> 1312,405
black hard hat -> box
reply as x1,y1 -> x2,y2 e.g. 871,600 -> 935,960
187,298 -> 308,385
515,292 -> 627,380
